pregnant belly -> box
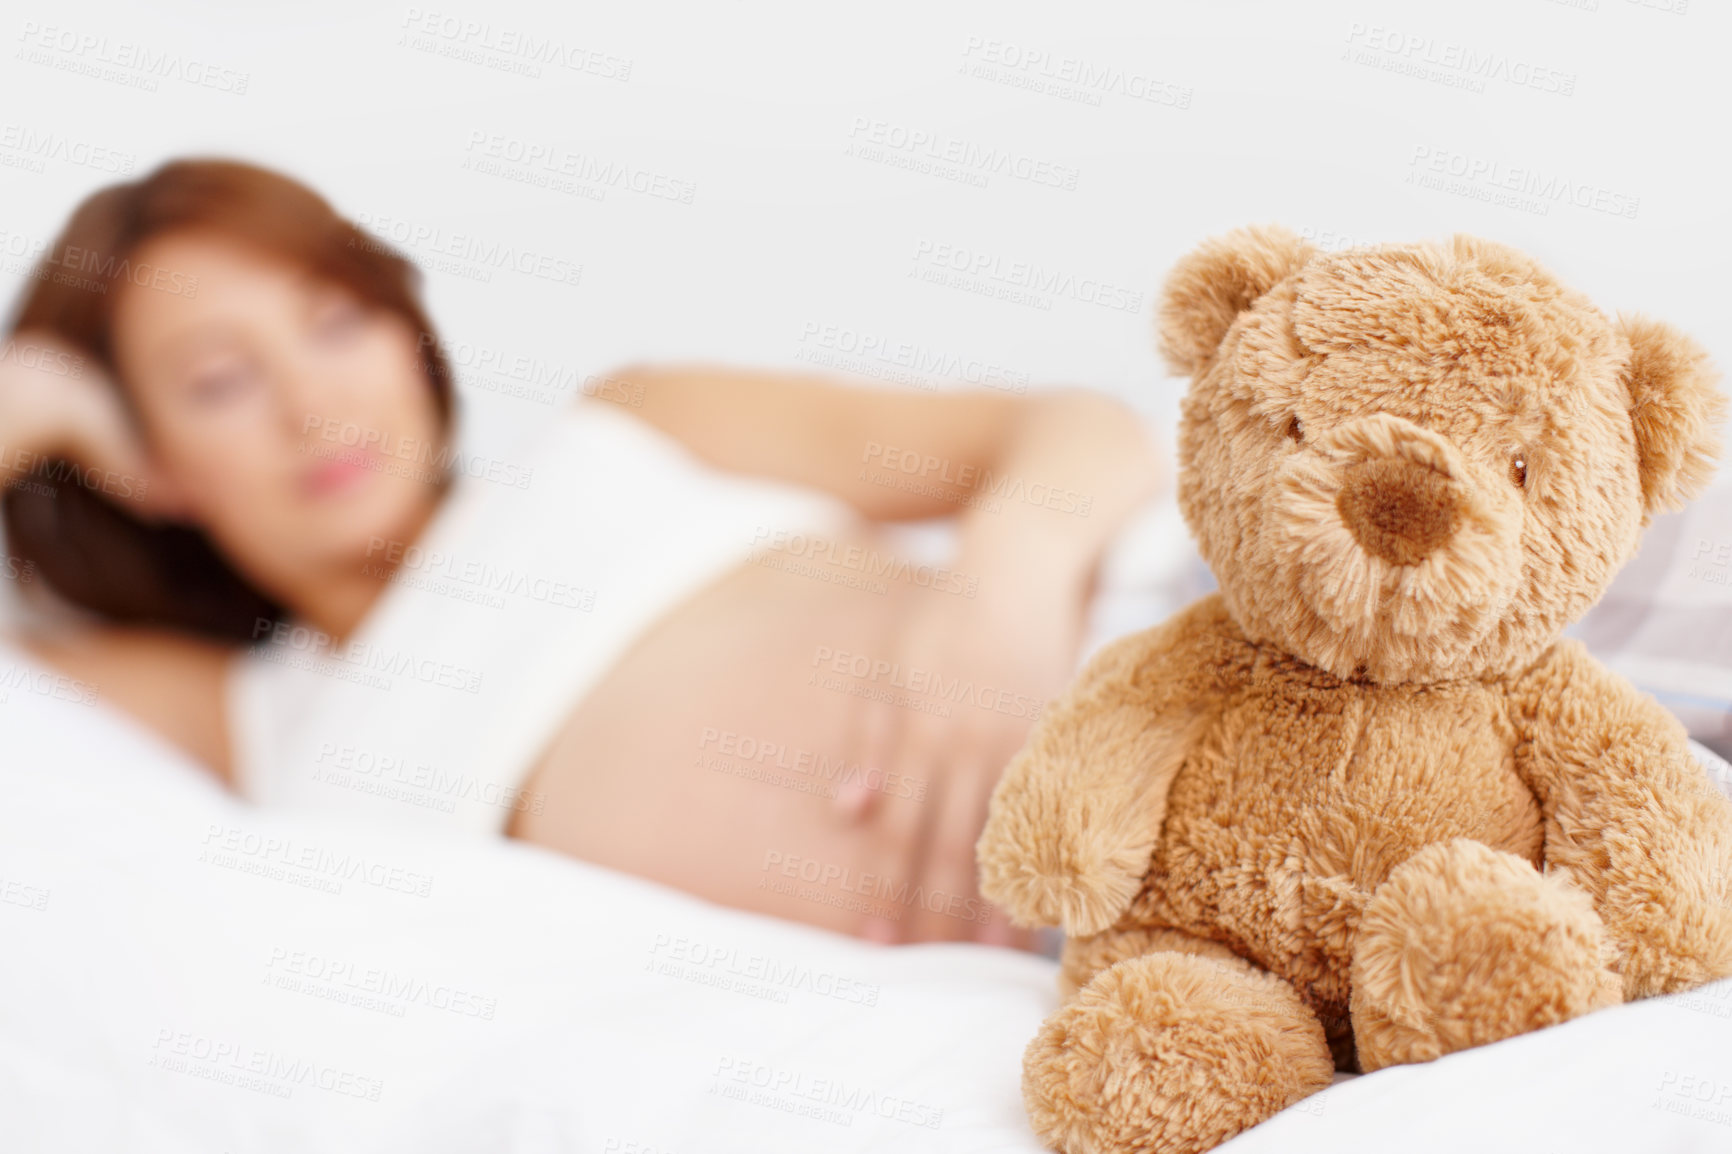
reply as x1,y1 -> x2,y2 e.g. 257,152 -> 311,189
509,523 -> 929,936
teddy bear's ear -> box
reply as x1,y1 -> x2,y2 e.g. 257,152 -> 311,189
1156,225 -> 1317,375
1617,313 -> 1728,516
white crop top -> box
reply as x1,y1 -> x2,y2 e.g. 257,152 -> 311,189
226,401 -> 854,838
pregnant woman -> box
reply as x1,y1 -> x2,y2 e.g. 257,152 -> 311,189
0,159 -> 1162,945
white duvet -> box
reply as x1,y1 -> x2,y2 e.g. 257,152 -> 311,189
4,639 -> 1732,1154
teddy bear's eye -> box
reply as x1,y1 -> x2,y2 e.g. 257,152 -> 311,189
1285,415 -> 1304,444
1509,454 -> 1528,489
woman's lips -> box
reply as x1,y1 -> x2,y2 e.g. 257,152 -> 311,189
302,449 -> 378,496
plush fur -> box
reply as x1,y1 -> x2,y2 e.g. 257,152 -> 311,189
978,226 -> 1732,1154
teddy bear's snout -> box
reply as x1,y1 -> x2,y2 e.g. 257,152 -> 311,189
1335,457 -> 1466,567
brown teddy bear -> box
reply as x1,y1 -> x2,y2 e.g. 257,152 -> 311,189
977,226 -> 1732,1154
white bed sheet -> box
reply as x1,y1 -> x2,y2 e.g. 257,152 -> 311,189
4,638 -> 1732,1154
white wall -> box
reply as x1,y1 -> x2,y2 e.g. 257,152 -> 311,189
2,0 -> 1725,464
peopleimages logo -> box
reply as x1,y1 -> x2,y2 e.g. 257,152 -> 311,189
909,239 -> 1143,313
416,332 -> 595,404
796,322 -> 1030,394
314,740 -> 546,816
263,946 -> 498,1019
398,8 -> 633,81
300,413 -> 534,490
1405,145 -> 1639,220
0,237 -> 199,297
351,210 -> 583,287
748,527 -> 978,598
699,726 -> 928,801
199,822 -> 436,898
711,1056 -> 945,1130
1343,22 -> 1577,96
0,875 -> 51,912
957,35 -> 1193,110
364,536 -> 596,611
250,618 -> 485,695
0,337 -> 85,377
844,116 -> 1080,191
861,441 -> 1091,516
15,21 -> 251,94
0,122 -> 136,174
461,130 -> 696,205
149,1028 -> 384,1102
0,661 -> 98,706
759,850 -> 993,926
809,644 -> 1045,722
0,443 -> 152,502
647,933 -> 883,1007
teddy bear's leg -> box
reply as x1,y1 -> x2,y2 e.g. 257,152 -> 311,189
1058,922 -> 1247,1002
1350,838 -> 1623,1073
1024,937 -> 1334,1154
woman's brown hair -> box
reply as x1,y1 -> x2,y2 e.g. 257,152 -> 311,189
3,158 -> 456,643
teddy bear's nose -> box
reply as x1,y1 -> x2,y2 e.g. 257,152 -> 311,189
1335,458 -> 1465,567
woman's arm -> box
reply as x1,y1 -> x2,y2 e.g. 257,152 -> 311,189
21,628 -> 235,782
591,364 -> 1166,586
1,331 -> 233,784
596,364 -> 1167,943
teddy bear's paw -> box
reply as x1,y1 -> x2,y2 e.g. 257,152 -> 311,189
1022,951 -> 1333,1154
978,829 -> 1151,937
1579,840 -> 1732,999
1615,898 -> 1732,1000
1350,838 -> 1623,1073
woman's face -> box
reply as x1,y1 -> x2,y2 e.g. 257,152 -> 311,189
110,231 -> 445,591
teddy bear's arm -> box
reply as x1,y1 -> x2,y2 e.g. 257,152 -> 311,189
976,594 -> 1248,936
1510,639 -> 1732,998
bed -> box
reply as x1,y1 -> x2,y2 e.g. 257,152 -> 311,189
5,475 -> 1732,1152
4,635 -> 1731,1154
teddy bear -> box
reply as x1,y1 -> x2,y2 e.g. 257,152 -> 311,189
976,225 -> 1732,1154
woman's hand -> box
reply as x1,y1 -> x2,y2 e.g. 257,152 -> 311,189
841,553 -> 1092,945
0,330 -> 159,507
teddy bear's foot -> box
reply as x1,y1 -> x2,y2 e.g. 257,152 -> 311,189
1350,838 -> 1623,1073
1058,922 -> 1250,1002
1023,949 -> 1334,1154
